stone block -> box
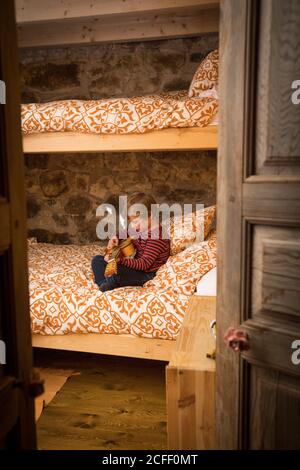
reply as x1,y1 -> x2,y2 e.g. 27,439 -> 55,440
64,195 -> 91,215
27,198 -> 41,218
21,63 -> 80,91
40,170 -> 68,197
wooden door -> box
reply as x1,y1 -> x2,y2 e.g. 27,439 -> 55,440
0,0 -> 36,449
217,0 -> 300,449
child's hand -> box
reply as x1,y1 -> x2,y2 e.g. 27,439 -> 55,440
104,254 -> 110,262
107,235 -> 118,251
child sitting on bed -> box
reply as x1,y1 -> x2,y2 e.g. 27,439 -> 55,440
92,192 -> 170,292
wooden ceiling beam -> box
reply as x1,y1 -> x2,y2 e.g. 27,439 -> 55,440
17,9 -> 219,48
16,0 -> 219,24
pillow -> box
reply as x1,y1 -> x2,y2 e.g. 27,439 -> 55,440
145,230 -> 217,296
189,49 -> 219,98
196,266 -> 217,296
27,237 -> 37,245
163,205 -> 216,256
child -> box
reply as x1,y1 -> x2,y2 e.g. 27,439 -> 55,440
92,192 -> 170,292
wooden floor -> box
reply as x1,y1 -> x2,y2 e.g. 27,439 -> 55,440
34,349 -> 167,450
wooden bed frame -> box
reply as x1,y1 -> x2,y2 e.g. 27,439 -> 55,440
32,294 -> 216,363
22,126 -> 218,153
32,331 -> 176,362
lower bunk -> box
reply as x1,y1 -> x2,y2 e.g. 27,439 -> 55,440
28,218 -> 217,351
32,293 -> 216,449
28,223 -> 217,448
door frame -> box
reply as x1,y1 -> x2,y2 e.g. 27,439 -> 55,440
0,0 -> 36,449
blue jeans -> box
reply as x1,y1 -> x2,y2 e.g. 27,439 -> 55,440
91,255 -> 156,289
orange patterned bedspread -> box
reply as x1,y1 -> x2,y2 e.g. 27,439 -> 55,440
28,231 -> 217,339
21,91 -> 218,135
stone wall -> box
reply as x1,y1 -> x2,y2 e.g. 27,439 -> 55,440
21,34 -> 218,245
20,35 -> 218,102
25,151 -> 217,244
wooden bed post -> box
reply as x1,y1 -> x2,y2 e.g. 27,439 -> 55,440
166,295 -> 216,449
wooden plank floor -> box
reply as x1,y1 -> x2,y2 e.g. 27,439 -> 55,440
34,349 -> 167,450
35,367 -> 76,420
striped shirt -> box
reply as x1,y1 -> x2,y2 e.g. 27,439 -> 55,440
118,225 -> 170,272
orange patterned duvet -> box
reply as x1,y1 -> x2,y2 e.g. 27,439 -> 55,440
21,91 -> 218,135
28,231 -> 217,339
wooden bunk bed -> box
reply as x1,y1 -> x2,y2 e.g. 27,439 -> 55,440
22,125 -> 218,153
18,0 -> 219,449
19,0 -> 219,368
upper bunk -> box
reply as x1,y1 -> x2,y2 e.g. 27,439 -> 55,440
17,0 -> 220,153
21,90 -> 219,153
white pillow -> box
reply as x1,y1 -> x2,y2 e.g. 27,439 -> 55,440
209,112 -> 219,126
197,86 -> 219,100
195,267 -> 217,296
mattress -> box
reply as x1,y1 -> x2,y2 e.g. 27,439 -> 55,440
21,91 -> 218,136
28,231 -> 217,340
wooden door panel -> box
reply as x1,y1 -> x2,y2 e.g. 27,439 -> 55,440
251,226 -> 300,321
217,0 -> 300,449
243,182 -> 300,221
249,367 -> 300,449
261,241 -> 300,318
242,320 -> 300,375
242,0 -> 300,445
256,0 -> 300,174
